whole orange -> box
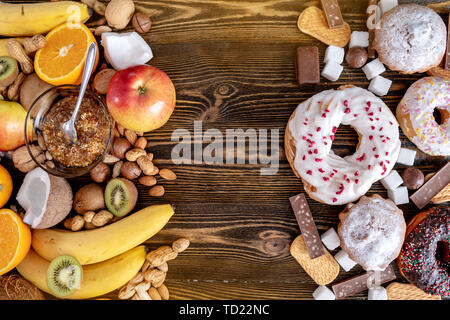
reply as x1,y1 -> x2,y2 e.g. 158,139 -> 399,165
0,164 -> 12,208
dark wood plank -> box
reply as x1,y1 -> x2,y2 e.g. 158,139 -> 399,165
3,0 -> 449,300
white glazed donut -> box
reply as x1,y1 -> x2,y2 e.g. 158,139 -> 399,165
396,77 -> 450,156
285,86 -> 401,205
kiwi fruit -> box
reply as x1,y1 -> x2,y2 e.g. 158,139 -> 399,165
46,255 -> 83,298
104,178 -> 138,217
0,56 -> 18,87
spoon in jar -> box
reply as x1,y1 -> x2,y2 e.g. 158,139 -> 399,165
62,42 -> 98,145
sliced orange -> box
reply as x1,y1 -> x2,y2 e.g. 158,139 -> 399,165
0,209 -> 31,276
0,164 -> 12,208
34,23 -> 99,86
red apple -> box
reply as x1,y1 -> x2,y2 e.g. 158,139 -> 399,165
106,65 -> 176,132
0,100 -> 32,151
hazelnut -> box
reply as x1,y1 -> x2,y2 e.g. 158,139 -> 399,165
90,162 -> 111,183
120,161 -> 142,180
401,168 -> 425,190
113,137 -> 132,159
105,0 -> 135,30
132,13 -> 152,33
93,68 -> 116,94
345,47 -> 368,68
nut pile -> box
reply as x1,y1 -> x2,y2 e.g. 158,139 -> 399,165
63,210 -> 119,231
118,238 -> 190,300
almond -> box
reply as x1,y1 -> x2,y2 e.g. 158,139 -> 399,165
116,123 -> 125,136
159,168 -> 177,180
103,154 -> 120,164
149,185 -> 164,197
148,287 -> 162,300
138,175 -> 157,186
157,284 -> 169,300
134,136 -> 147,149
124,129 -> 137,145
112,160 -> 123,178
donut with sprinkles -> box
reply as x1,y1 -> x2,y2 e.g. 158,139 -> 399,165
285,86 -> 401,205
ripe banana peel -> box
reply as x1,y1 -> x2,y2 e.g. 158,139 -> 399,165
0,1 -> 91,37
32,204 -> 175,265
16,246 -> 146,300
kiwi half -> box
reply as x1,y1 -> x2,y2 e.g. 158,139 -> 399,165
46,255 -> 82,298
105,178 -> 138,217
0,56 -> 18,87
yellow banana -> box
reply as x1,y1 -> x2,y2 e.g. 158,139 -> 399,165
0,38 -> 23,57
32,204 -> 174,265
16,246 -> 146,300
0,1 -> 91,37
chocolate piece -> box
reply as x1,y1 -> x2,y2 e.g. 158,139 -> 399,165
289,193 -> 324,259
401,168 -> 424,190
445,14 -> 450,71
410,162 -> 450,209
367,0 -> 378,59
345,47 -> 368,68
332,264 -> 396,299
295,46 -> 320,85
320,0 -> 344,29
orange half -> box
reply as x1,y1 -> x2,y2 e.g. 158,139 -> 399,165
0,209 -> 32,276
34,23 -> 98,86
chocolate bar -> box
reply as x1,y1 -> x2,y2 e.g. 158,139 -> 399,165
332,264 -> 396,299
289,193 -> 324,259
445,14 -> 450,71
410,161 -> 450,209
367,0 -> 378,59
320,0 -> 344,29
295,46 -> 320,86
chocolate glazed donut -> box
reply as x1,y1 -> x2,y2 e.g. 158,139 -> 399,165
398,207 -> 450,297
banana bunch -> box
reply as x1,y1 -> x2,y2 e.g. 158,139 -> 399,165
17,204 -> 175,299
0,1 -> 91,37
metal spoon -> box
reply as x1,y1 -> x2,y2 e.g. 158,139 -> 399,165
62,42 -> 98,145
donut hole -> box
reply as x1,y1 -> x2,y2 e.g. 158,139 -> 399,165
435,241 -> 450,268
433,108 -> 443,125
330,125 -> 359,157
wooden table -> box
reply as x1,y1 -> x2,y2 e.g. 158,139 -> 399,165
5,0 -> 449,300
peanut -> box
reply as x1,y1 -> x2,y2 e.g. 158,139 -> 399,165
148,287 -> 161,300
91,210 -> 114,227
118,285 -> 135,300
7,39 -> 33,74
83,211 -> 95,223
94,25 -> 112,36
172,238 -> 190,253
157,284 -> 170,300
22,35 -> 46,54
81,0 -> 106,15
125,148 -> 146,162
146,246 -> 177,267
7,72 -> 25,101
129,272 -> 145,285
157,262 -> 168,272
143,269 -> 166,286
136,155 -> 154,174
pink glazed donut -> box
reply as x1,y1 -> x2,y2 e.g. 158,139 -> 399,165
397,77 -> 450,156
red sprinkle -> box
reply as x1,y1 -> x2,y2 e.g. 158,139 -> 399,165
368,112 -> 374,116
369,136 -> 374,140
354,114 -> 358,117
344,108 -> 351,114
356,153 -> 366,161
330,135 -> 335,141
385,152 -> 389,156
332,126 -> 337,134
368,165 -> 372,170
355,179 -> 359,184
308,150 -> 312,155
315,158 -> 323,162
375,154 -> 379,158
372,147 -> 377,151
344,100 -> 348,107
379,127 -> 383,132
323,177 -> 329,181
322,113 -> 326,118
318,168 -> 325,173
307,170 -> 312,175
371,126 -> 375,130
332,197 -> 338,203
302,155 -> 306,160
333,169 -> 338,173
302,136 -> 307,140
313,149 -> 318,154
316,127 -> 321,132
354,170 -> 359,176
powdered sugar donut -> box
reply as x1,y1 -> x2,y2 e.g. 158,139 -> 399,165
373,4 -> 446,74
338,194 -> 406,271
397,77 -> 450,156
285,86 -> 401,205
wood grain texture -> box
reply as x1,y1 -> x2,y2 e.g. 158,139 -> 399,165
4,0 -> 449,300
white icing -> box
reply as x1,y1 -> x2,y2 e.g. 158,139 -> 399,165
397,77 -> 450,156
288,87 -> 401,205
375,4 -> 446,73
339,197 -> 405,271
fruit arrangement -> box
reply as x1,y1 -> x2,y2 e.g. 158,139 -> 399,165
0,0 -> 183,300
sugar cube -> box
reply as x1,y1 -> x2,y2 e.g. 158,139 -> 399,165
321,228 -> 340,251
396,147 -> 416,166
335,250 -> 357,272
368,286 -> 388,300
312,285 -> 336,300
387,186 -> 409,205
349,31 -> 369,48
368,75 -> 392,96
379,0 -> 398,14
321,61 -> 344,82
324,46 -> 345,64
380,170 -> 403,190
362,58 -> 386,80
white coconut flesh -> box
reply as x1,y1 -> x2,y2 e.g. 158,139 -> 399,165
16,167 -> 73,229
16,167 -> 51,228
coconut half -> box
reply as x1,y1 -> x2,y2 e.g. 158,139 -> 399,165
16,167 -> 73,229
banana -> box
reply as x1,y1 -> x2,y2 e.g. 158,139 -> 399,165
0,39 -> 23,57
16,246 -> 146,299
0,1 -> 91,37
32,204 -> 174,265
